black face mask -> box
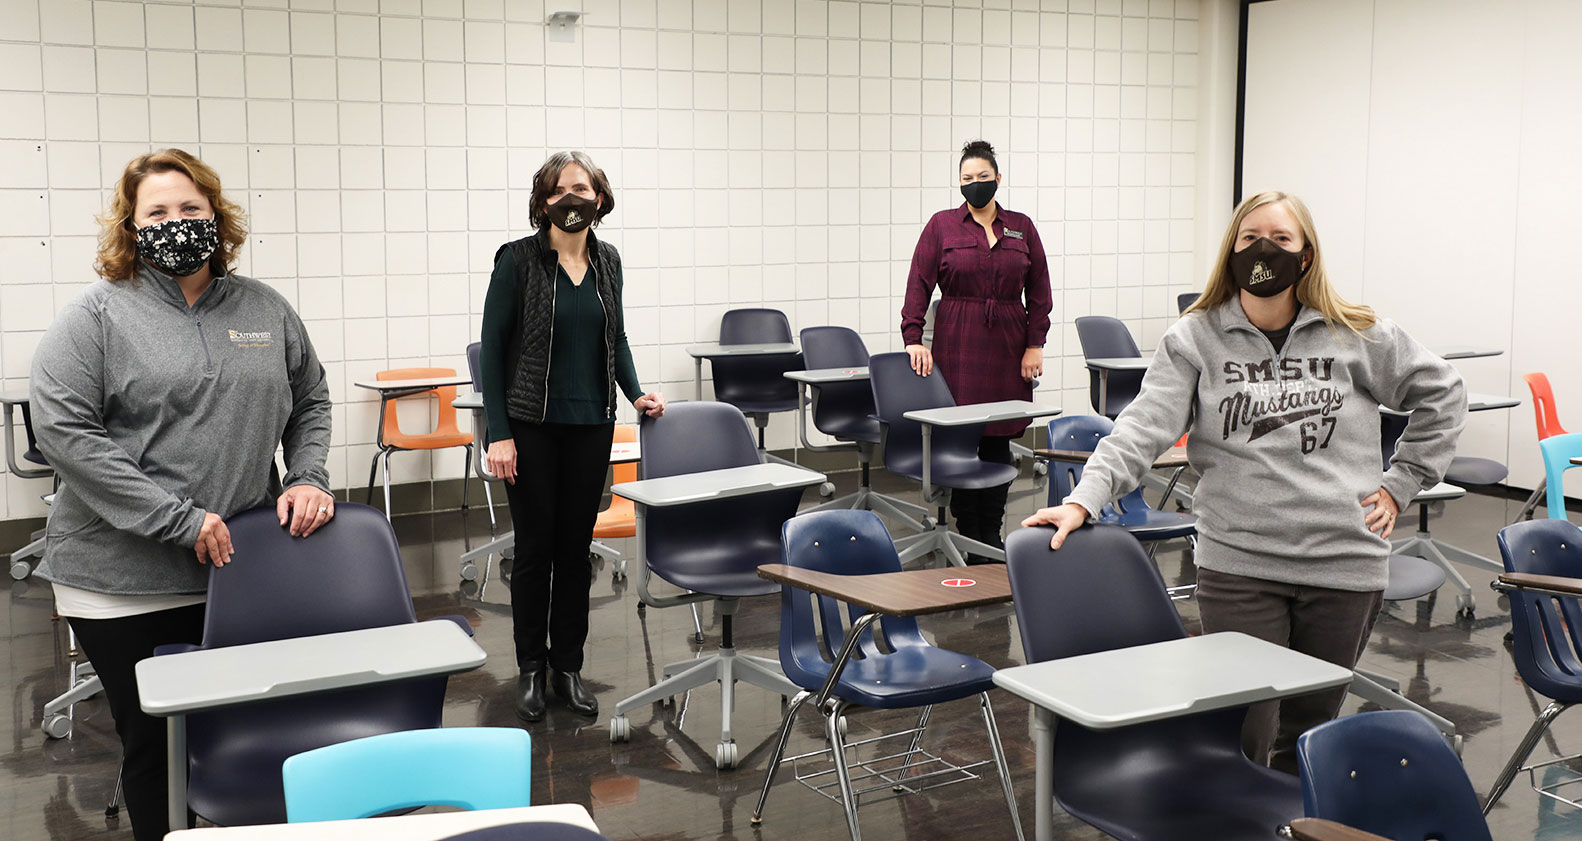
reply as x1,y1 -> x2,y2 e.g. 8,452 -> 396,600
135,217 -> 219,278
546,193 -> 598,233
961,179 -> 998,209
1229,237 -> 1307,298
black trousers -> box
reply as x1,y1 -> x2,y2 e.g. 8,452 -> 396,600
503,419 -> 614,673
950,435 -> 1015,549
68,603 -> 206,841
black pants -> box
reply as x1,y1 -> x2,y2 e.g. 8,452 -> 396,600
950,435 -> 1015,552
68,604 -> 206,841
503,419 -> 614,673
1195,567 -> 1384,774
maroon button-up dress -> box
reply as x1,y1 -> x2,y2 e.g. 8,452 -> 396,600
900,202 -> 1054,437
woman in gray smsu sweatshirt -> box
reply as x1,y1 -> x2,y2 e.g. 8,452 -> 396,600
29,149 -> 333,841
1023,191 -> 1467,774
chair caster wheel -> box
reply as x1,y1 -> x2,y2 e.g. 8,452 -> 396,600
1451,734 -> 1465,756
10,560 -> 29,580
1033,461 -> 1047,476
819,482 -> 836,498
459,562 -> 478,581
1455,594 -> 1475,617
920,516 -> 935,530
609,716 -> 631,743
715,740 -> 739,769
43,714 -> 72,740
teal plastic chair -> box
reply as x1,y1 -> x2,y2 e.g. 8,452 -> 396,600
281,728 -> 531,823
1539,433 -> 1582,522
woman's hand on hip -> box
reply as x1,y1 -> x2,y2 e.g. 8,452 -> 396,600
278,484 -> 336,537
635,391 -> 666,418
1363,487 -> 1399,539
1021,347 -> 1044,382
487,439 -> 518,485
1021,503 -> 1091,550
195,512 -> 234,567
905,344 -> 933,377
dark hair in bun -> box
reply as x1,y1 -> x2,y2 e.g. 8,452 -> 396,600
959,139 -> 998,174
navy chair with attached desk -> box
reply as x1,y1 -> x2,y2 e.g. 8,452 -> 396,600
1075,316 -> 1143,419
1003,523 -> 1304,841
712,308 -> 805,468
752,509 -> 1023,841
1483,518 -> 1582,813
796,326 -> 930,529
157,504 -> 468,826
607,401 -> 809,768
1287,710 -> 1491,841
868,352 -> 1021,567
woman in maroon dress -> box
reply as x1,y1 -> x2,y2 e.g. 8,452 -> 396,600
900,140 -> 1054,563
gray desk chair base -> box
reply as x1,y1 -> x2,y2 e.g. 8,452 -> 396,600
1391,494 -> 1498,617
9,528 -> 44,580
891,494 -> 1003,568
42,655 -> 103,739
802,450 -> 931,533
1347,670 -> 1460,750
610,599 -> 797,769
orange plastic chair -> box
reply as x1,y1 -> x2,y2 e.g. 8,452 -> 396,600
1517,373 -> 1569,522
591,424 -> 638,544
367,367 -> 475,519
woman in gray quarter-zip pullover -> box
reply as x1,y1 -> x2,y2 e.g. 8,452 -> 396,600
479,151 -> 666,723
1023,191 -> 1468,774
29,149 -> 333,841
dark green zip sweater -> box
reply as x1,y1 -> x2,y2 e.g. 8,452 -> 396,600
480,249 -> 641,438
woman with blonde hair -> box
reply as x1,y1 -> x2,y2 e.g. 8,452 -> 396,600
30,148 -> 333,839
1021,190 -> 1467,773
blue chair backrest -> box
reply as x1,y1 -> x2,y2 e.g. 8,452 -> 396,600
185,504 -> 444,825
1296,711 -> 1492,841
1004,523 -> 1185,663
1497,519 -> 1582,702
1538,433 -> 1582,522
466,341 -> 483,390
1074,316 -> 1143,416
1379,412 -> 1408,468
19,402 -> 47,466
638,401 -> 804,580
712,308 -> 802,408
868,351 -> 984,480
1176,292 -> 1200,314
1043,415 -> 1157,518
283,728 -> 531,823
799,326 -> 874,436
778,510 -> 929,690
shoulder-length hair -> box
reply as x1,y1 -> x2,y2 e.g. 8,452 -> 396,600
1184,190 -> 1376,334
95,149 -> 248,282
528,151 -> 615,230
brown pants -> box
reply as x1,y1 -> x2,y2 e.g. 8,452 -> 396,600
1195,566 -> 1384,775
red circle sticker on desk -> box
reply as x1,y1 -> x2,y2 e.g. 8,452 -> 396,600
941,578 -> 977,588
844,369 -> 861,374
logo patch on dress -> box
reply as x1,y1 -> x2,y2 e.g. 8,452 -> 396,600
1002,229 -> 1024,240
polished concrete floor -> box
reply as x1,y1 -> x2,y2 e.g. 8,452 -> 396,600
5,463 -> 1582,840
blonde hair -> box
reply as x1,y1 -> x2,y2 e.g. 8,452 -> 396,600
96,149 -> 248,282
1184,190 -> 1375,334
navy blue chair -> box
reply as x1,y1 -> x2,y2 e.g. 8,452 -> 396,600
1484,519 -> 1582,812
160,504 -> 467,826
1290,710 -> 1490,841
607,401 -> 807,769
1045,415 -> 1195,572
796,326 -> 929,530
1075,316 -> 1142,419
1177,292 -> 1200,314
867,351 -> 1019,566
752,510 -> 1022,841
710,308 -> 805,467
1004,523 -> 1304,841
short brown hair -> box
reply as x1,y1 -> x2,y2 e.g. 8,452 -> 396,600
528,151 -> 615,230
96,148 -> 248,281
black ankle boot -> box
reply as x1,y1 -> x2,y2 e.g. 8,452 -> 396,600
514,667 -> 546,722
552,670 -> 598,716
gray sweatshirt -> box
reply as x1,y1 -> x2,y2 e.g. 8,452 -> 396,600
30,266 -> 332,596
1065,300 -> 1467,592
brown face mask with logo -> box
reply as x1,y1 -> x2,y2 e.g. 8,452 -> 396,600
1229,236 -> 1307,298
546,193 -> 598,233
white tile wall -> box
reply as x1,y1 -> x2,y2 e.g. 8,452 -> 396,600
0,0 -> 1198,523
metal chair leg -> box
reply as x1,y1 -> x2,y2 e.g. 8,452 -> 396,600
461,444 -> 472,513
1485,700 -> 1573,813
1514,479 -> 1546,523
825,700 -> 864,841
752,690 -> 814,824
980,692 -> 1026,841
891,704 -> 934,785
381,450 -> 394,520
106,755 -> 125,817
690,603 -> 705,644
483,480 -> 497,533
365,449 -> 382,505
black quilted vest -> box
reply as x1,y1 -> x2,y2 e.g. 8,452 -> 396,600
494,228 -> 623,424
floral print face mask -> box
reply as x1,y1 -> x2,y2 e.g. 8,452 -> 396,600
135,217 -> 218,278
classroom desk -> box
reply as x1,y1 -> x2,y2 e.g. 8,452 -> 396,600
784,366 -> 871,455
354,376 -> 475,517
137,620 -> 487,829
164,804 -> 599,839
903,401 -> 1063,500
1430,345 -> 1503,360
685,342 -> 801,401
991,632 -> 1353,841
1083,357 -> 1151,417
1034,446 -> 1189,471
1380,393 -> 1521,416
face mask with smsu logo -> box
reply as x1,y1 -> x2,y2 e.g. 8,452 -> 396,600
546,193 -> 598,233
1229,236 -> 1307,298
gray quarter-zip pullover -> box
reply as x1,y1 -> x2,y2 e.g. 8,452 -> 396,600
29,265 -> 332,596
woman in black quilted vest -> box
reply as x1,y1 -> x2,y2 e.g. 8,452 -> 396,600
480,151 -> 665,722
